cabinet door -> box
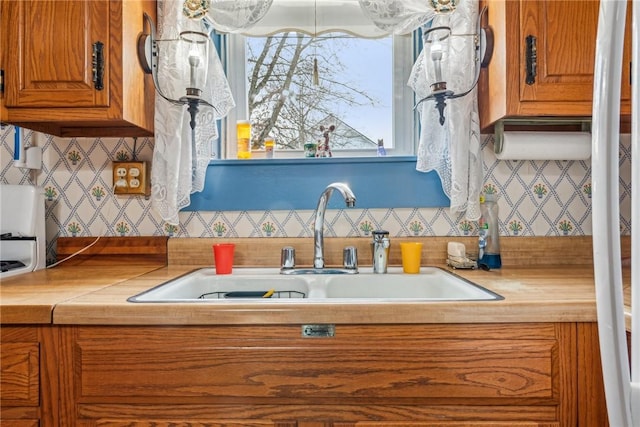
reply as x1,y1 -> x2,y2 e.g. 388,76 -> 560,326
479,0 -> 632,129
0,342 -> 39,407
3,0 -> 110,108
0,326 -> 59,427
519,0 -> 631,106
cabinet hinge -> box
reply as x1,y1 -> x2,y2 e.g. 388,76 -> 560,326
0,69 -> 4,94
92,41 -> 105,91
525,35 -> 537,85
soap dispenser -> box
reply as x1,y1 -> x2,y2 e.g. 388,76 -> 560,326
478,194 -> 501,269
372,230 -> 390,273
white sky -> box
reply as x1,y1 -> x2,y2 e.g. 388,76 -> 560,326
330,37 -> 393,145
247,34 -> 395,147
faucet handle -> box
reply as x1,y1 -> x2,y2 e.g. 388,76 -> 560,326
281,246 -> 295,270
343,246 -> 358,271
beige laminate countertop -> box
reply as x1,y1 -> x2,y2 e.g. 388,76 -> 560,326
0,265 -> 162,323
44,264 -> 631,328
1,236 -> 632,329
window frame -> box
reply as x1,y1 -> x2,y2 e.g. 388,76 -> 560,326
188,30 -> 450,211
218,31 -> 418,159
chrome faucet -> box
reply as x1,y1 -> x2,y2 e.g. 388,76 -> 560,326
313,182 -> 356,269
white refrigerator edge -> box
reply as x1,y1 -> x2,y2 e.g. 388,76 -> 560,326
592,0 -> 639,426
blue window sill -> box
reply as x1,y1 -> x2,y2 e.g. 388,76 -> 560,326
185,156 -> 450,211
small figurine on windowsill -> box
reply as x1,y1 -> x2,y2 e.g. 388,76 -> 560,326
316,125 -> 335,158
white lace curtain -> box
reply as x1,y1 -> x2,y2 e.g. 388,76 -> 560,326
358,0 -> 482,220
152,0 -> 481,223
153,0 -> 281,224
407,1 -> 483,221
152,0 -> 237,224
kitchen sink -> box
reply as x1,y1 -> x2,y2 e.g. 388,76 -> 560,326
322,267 -> 502,300
129,268 -> 310,302
128,267 -> 502,302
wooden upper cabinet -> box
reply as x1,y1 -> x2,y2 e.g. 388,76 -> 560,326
0,0 -> 155,137
479,0 -> 632,131
4,0 -> 110,109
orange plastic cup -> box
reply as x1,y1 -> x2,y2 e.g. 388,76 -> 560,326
213,243 -> 235,274
400,242 -> 423,274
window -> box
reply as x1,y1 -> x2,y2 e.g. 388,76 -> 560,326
189,2 -> 450,211
220,31 -> 416,159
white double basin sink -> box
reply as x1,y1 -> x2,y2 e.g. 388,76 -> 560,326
128,267 -> 503,302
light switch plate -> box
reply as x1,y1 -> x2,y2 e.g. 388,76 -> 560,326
112,161 -> 150,196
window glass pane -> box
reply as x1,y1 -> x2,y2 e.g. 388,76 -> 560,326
245,33 -> 393,154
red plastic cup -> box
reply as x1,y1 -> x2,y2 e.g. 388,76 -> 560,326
212,243 -> 235,274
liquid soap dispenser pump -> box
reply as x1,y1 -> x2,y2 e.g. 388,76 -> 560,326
478,193 -> 502,269
372,230 -> 390,273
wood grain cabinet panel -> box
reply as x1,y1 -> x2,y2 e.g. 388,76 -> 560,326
93,421 -> 296,427
1,326 -> 59,427
0,342 -> 39,407
479,0 -> 632,131
0,0 -> 155,137
58,323 -> 579,426
0,421 -> 40,427
3,0 -> 110,109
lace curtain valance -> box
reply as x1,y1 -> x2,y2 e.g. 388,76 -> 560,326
203,0 -> 274,33
205,0 -> 444,38
209,0 -> 387,38
357,0 -> 437,35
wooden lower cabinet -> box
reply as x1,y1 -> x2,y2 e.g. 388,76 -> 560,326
55,322 -> 609,426
0,326 -> 59,427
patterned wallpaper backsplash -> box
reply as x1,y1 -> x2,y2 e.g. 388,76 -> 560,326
0,125 -> 632,263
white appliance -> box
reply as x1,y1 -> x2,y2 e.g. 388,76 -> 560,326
0,184 -> 46,278
592,1 -> 639,426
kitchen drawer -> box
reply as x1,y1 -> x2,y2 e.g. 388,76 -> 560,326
76,337 -> 556,402
58,324 -> 577,424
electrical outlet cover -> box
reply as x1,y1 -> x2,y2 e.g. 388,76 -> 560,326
113,161 -> 150,196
